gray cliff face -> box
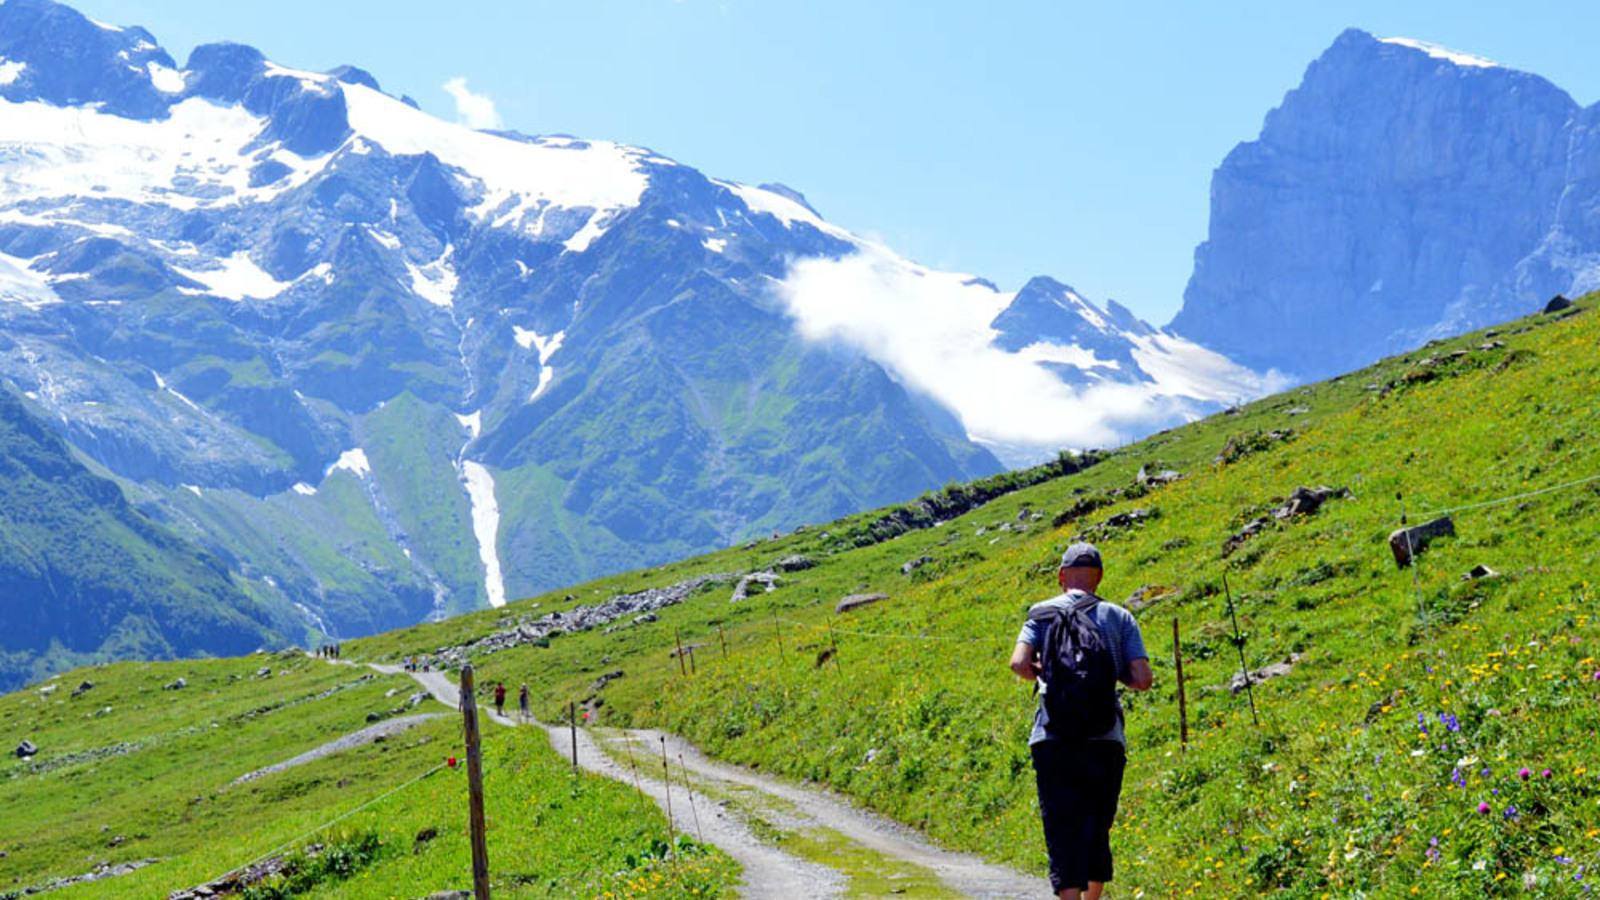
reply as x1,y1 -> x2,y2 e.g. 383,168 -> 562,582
1171,28 -> 1589,380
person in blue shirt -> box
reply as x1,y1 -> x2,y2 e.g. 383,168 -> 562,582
1009,542 -> 1152,900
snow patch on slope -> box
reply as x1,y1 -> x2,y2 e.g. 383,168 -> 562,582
146,61 -> 185,93
405,247 -> 458,307
327,448 -> 371,479
0,96 -> 327,211
1378,36 -> 1499,69
0,253 -> 62,309
459,460 -> 506,608
174,252 -> 289,300
512,328 -> 564,402
341,83 -> 651,236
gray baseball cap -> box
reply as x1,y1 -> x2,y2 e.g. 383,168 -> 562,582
1059,542 -> 1103,569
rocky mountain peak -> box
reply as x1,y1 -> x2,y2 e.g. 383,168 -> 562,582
1169,27 -> 1587,380
0,0 -> 178,118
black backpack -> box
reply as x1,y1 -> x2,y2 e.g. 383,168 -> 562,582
1029,593 -> 1118,741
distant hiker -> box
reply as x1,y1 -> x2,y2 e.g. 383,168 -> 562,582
1009,542 -> 1152,900
518,684 -> 530,722
493,682 -> 507,716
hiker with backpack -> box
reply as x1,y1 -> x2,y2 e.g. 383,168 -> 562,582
493,682 -> 507,717
1010,542 -> 1152,900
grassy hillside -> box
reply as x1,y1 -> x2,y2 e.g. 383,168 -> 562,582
345,294 -> 1600,897
0,652 -> 734,898
0,387 -> 297,692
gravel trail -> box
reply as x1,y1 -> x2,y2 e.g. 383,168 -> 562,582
373,663 -> 1039,899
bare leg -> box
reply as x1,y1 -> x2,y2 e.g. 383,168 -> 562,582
1057,889 -> 1081,900
1085,882 -> 1104,900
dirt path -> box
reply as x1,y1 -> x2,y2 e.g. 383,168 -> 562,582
371,663 -> 1039,899
230,713 -> 443,786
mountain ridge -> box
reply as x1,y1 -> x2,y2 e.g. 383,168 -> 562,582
1170,26 -> 1595,378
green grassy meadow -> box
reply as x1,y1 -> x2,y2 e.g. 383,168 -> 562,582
0,653 -> 735,898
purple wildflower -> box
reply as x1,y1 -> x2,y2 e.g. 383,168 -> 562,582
1519,767 -> 1531,780
1542,768 -> 1553,779
1451,768 -> 1466,788
1477,802 -> 1491,814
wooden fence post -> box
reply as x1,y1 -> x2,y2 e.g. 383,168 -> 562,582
1173,617 -> 1188,751
459,665 -> 491,900
674,628 -> 688,676
568,701 -> 578,774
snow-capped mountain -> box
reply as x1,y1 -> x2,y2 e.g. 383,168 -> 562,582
0,0 -> 1269,668
1171,28 -> 1599,380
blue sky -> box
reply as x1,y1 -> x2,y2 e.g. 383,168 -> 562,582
74,1 -> 1600,324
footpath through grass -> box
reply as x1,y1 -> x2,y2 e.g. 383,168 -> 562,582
350,295 -> 1600,898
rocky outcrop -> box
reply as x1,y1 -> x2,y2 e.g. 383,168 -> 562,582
1172,29 -> 1593,380
730,572 -> 782,603
433,573 -> 736,666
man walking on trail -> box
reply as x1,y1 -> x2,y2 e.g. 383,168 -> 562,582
1010,542 -> 1152,900
518,683 -> 530,723
493,682 -> 507,717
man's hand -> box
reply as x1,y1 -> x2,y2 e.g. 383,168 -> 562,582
1009,642 -> 1040,681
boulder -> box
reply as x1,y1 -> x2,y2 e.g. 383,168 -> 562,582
72,680 -> 94,698
1230,654 -> 1303,694
773,554 -> 815,572
1462,564 -> 1497,581
1389,516 -> 1456,568
1274,485 -> 1352,519
164,678 -> 187,691
15,739 -> 37,758
588,670 -> 625,693
900,555 -> 934,576
835,593 -> 889,614
1545,294 -> 1573,313
256,667 -> 272,678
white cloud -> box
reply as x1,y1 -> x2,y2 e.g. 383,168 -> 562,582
442,76 -> 504,130
773,244 -> 1285,461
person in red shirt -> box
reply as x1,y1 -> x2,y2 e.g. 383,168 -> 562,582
493,682 -> 507,716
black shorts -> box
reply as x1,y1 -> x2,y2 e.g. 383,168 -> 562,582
1030,739 -> 1126,893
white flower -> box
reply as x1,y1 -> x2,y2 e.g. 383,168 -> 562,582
1410,748 -> 1428,757
1457,755 -> 1479,767
1472,860 -> 1488,871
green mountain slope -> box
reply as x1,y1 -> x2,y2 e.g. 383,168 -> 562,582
350,294 -> 1600,897
0,388 -> 298,691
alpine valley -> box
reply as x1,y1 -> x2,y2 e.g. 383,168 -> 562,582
0,0 -> 1264,688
